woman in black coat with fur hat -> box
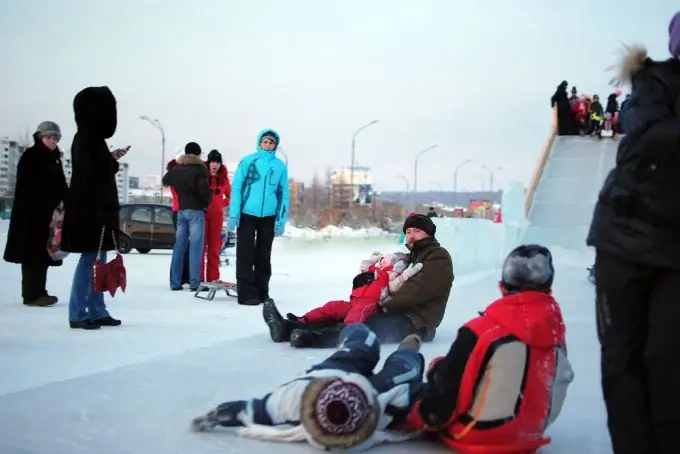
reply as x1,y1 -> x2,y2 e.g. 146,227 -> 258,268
61,86 -> 125,330
3,122 -> 67,307
586,15 -> 680,453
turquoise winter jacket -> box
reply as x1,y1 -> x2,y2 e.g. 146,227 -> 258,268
229,129 -> 289,226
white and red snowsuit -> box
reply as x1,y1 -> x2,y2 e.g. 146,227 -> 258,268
202,164 -> 231,282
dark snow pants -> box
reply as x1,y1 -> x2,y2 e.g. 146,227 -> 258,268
236,214 -> 276,303
595,249 -> 680,454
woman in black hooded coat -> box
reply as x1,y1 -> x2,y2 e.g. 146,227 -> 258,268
586,32 -> 680,453
3,122 -> 67,306
550,80 -> 575,135
61,86 -> 123,330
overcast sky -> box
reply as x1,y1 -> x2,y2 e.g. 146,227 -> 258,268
0,0 -> 676,191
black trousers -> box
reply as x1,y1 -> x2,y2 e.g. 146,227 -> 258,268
21,263 -> 48,302
595,249 -> 680,454
236,214 -> 276,302
171,211 -> 190,285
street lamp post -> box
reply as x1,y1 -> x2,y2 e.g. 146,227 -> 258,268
413,144 -> 438,211
431,181 -> 443,192
139,115 -> 166,202
453,158 -> 472,206
396,174 -> 410,204
349,120 -> 379,212
481,165 -> 503,192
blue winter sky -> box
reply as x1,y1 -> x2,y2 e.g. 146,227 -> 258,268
0,1 -> 676,191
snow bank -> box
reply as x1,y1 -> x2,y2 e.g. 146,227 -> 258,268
283,225 -> 394,240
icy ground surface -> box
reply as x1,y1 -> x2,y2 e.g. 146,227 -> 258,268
0,226 -> 610,453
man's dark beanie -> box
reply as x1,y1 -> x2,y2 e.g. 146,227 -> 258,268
403,213 -> 436,237
185,142 -> 201,156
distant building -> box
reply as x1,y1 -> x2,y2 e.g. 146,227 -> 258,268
330,166 -> 373,208
129,176 -> 140,189
0,137 -> 26,198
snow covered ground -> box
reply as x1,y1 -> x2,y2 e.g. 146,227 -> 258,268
0,221 -> 611,454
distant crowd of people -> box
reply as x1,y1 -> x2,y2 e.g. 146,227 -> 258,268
551,81 -> 631,138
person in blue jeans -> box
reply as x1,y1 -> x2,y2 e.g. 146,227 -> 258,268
171,210 -> 205,289
227,129 -> 289,305
163,143 -> 212,290
60,86 -> 125,330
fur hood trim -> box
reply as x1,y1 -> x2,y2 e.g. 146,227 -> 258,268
176,154 -> 205,166
609,44 -> 649,86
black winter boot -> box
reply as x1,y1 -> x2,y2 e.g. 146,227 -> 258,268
190,400 -> 247,432
262,300 -> 293,342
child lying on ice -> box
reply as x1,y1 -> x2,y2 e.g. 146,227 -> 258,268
263,252 -> 423,344
190,324 -> 425,451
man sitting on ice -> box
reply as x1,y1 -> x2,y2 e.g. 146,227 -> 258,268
190,324 -> 425,451
262,213 -> 453,348
401,244 -> 574,453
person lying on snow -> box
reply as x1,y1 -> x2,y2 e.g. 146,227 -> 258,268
190,324 -> 425,452
398,244 -> 575,454
262,213 -> 453,349
265,252 -> 423,343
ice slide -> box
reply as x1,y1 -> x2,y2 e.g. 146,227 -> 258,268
523,136 -> 617,250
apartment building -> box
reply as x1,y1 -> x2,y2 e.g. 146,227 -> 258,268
0,137 -> 26,198
61,152 -> 130,203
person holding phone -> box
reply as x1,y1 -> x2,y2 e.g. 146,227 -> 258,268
61,86 -> 126,330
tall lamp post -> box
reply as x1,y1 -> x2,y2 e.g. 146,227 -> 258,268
481,165 -> 503,192
396,174 -> 410,206
431,181 -> 443,192
453,158 -> 472,206
139,115 -> 166,202
349,120 -> 379,212
413,144 -> 438,212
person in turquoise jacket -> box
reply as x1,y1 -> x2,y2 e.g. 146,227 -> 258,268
227,129 -> 289,306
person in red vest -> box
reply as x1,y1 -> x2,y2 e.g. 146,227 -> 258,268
402,244 -> 574,453
202,150 -> 231,282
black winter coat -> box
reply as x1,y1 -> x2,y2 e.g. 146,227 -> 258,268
587,50 -> 680,269
61,86 -> 121,253
3,136 -> 67,265
551,81 -> 574,135
162,153 -> 212,211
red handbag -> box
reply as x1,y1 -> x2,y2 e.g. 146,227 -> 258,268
93,227 -> 127,297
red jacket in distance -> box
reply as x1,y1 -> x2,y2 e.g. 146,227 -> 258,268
302,266 -> 392,325
166,159 -> 180,212
404,291 -> 574,453
205,163 -> 230,217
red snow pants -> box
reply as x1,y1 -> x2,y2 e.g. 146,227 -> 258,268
201,213 -> 223,282
302,273 -> 388,325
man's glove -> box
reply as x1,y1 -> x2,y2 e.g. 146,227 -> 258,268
227,217 -> 239,231
275,222 -> 285,237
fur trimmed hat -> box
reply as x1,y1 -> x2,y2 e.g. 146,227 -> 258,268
501,244 -> 554,292
300,376 -> 380,450
35,121 -> 61,141
402,213 -> 436,237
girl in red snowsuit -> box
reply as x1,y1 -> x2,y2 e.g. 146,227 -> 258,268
297,253 -> 423,325
202,150 -> 231,282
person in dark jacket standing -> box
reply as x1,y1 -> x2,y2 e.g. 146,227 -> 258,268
586,14 -> 680,454
61,86 -> 126,330
551,80 -> 575,135
3,122 -> 67,307
227,129 -> 289,306
163,142 -> 212,291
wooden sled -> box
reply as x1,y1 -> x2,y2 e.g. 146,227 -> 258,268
194,281 -> 237,301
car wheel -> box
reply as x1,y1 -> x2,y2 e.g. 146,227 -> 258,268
118,235 -> 133,254
136,248 -> 151,254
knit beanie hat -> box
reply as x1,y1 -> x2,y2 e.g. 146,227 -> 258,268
300,377 -> 380,449
501,244 -> 554,293
670,12 -> 680,58
36,121 -> 61,141
207,149 -> 222,164
261,132 -> 278,144
402,213 -> 436,237
185,142 -> 201,156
